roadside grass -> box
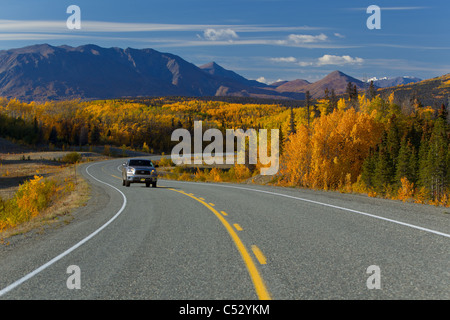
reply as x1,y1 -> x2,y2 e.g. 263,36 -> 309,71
154,155 -> 277,185
0,151 -> 105,240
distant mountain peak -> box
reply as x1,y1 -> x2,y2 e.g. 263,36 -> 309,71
199,61 -> 268,88
0,44 -> 297,101
0,44 -> 432,102
367,76 -> 422,88
273,70 -> 365,98
200,61 -> 220,68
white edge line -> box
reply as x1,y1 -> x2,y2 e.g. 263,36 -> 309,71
162,179 -> 450,239
0,162 -> 127,297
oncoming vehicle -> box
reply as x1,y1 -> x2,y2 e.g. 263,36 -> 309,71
122,158 -> 158,188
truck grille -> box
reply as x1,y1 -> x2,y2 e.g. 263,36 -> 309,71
136,170 -> 150,175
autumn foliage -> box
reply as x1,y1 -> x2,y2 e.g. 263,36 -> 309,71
280,108 -> 384,190
1,92 -> 449,207
0,175 -> 70,231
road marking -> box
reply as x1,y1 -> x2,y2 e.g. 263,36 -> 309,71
163,180 -> 450,239
208,202 -> 215,207
220,210 -> 228,216
169,188 -> 271,300
101,164 -> 122,180
234,223 -> 243,231
0,162 -> 128,297
111,174 -> 122,180
251,245 -> 267,265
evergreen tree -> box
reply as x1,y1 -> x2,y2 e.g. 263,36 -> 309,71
385,115 -> 401,163
368,80 -> 376,100
88,124 -> 101,145
305,91 -> 311,127
426,118 -> 448,200
288,107 -> 296,136
346,82 -> 353,101
438,103 -> 448,123
49,126 -> 58,145
372,132 -> 396,193
360,150 -> 376,188
278,124 -> 284,154
417,133 -> 430,191
373,147 -> 392,193
353,85 -> 358,100
395,137 -> 417,186
330,89 -> 338,112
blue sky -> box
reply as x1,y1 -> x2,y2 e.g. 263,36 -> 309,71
0,0 -> 448,83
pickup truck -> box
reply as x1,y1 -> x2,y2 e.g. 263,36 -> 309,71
122,158 -> 158,188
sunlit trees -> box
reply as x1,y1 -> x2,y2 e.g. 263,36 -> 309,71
0,94 -> 448,206
280,107 -> 384,190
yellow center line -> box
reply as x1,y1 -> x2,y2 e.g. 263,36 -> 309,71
234,223 -> 243,231
102,166 -> 122,180
251,245 -> 267,265
220,210 -> 228,216
168,188 -> 271,300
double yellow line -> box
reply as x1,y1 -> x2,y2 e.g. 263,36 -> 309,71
170,188 -> 271,300
105,164 -> 271,300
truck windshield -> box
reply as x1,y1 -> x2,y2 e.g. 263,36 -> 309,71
129,160 -> 153,167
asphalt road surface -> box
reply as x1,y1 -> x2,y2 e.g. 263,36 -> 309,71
0,158 -> 449,300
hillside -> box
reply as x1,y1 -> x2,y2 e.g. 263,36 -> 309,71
0,44 -> 446,104
0,44 -> 302,101
370,76 -> 422,88
377,73 -> 450,107
273,71 -> 367,99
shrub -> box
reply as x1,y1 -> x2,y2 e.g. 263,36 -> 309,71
62,152 -> 81,164
159,156 -> 174,167
0,175 -> 58,231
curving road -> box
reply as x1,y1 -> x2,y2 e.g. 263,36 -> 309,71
0,158 -> 449,300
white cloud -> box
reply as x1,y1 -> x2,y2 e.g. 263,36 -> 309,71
256,77 -> 269,84
334,33 -> 345,38
296,54 -> 364,68
298,61 -> 314,67
317,54 -> 364,66
270,57 -> 297,63
202,28 -> 239,41
288,33 -> 327,44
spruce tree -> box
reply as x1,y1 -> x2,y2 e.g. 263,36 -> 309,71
395,137 -> 417,186
288,106 -> 296,136
361,150 -> 376,188
373,147 -> 391,193
368,80 -> 376,100
426,118 -> 448,200
306,91 -> 311,127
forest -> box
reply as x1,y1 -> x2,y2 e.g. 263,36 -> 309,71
0,88 -> 449,207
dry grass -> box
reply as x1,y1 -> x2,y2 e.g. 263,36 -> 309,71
0,147 -> 107,240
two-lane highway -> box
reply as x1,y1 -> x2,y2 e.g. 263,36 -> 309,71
1,158 -> 449,299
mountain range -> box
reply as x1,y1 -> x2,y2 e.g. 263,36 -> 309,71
0,43 -> 427,102
367,76 -> 422,88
